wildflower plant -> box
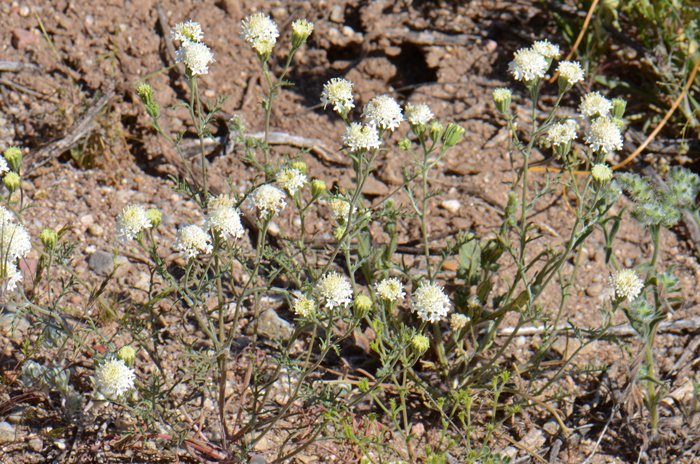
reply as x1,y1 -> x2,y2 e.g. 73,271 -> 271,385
4,13 -> 692,463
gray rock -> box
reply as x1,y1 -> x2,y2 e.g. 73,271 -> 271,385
0,421 -> 16,443
88,250 -> 114,276
28,437 -> 42,452
246,308 -> 294,340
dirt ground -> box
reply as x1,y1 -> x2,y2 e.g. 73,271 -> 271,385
1,0 -> 699,463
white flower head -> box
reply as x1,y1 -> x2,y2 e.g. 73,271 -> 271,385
585,117 -> 623,154
450,313 -> 470,331
171,20 -> 203,43
251,184 -> 286,218
342,122 -> 380,152
579,91 -> 612,119
363,95 -> 404,131
0,205 -> 15,224
321,78 -> 355,114
176,41 -> 215,75
0,157 -> 8,176
546,120 -> 577,146
412,282 -> 450,323
292,19 -> 314,41
375,277 -> 405,301
241,13 -> 279,54
116,205 -> 152,241
276,168 -> 307,196
591,163 -> 613,182
611,269 -> 644,302
404,103 -> 433,126
0,262 -> 22,293
508,48 -> 548,82
557,61 -> 585,85
175,224 -> 213,259
316,271 -> 353,309
292,295 -> 316,318
0,221 -> 31,261
206,195 -> 244,240
96,359 -> 135,397
328,198 -> 352,221
533,39 -> 561,59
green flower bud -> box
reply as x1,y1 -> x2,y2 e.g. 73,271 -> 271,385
40,228 -> 59,250
3,147 -> 22,173
136,83 -> 160,119
398,138 -> 411,151
429,120 -> 444,143
354,294 -> 372,318
291,161 -> 307,175
411,334 -> 430,354
611,98 -> 627,119
443,123 -> 465,148
117,346 -> 137,367
311,179 -> 326,198
492,88 -> 512,115
146,208 -> 162,228
333,225 -> 347,242
291,19 -> 314,49
612,117 -> 624,132
3,172 -> 20,194
229,115 -> 246,133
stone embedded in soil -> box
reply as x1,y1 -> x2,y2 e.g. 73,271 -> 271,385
0,421 -> 17,444
89,250 -> 113,275
246,308 -> 294,340
88,223 -> 104,237
440,199 -> 461,214
28,437 -> 43,452
585,283 -> 604,297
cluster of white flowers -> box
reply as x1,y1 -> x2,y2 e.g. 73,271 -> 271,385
362,95 -> 404,131
579,91 -> 612,119
342,122 -> 380,152
316,272 -> 353,309
175,224 -> 213,259
546,120 -> 577,146
557,61 -> 585,85
591,163 -> 613,182
171,20 -> 203,43
241,13 -> 279,55
611,269 -> 644,302
375,277 -> 405,301
1,207 -> 31,293
205,194 -> 244,240
95,359 -> 135,397
172,20 -> 214,75
116,204 -> 152,241
508,48 -> 548,82
328,198 -> 351,221
412,282 -> 450,323
251,184 -> 287,218
404,103 -> 433,126
532,39 -> 561,59
450,313 -> 470,331
276,168 -> 307,196
292,295 -> 316,318
584,117 -> 623,154
321,78 -> 355,114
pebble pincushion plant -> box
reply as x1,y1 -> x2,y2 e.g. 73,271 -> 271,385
3,14 -> 697,464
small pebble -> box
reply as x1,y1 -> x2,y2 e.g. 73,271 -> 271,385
440,199 -> 461,214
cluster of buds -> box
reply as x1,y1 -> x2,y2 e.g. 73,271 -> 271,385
2,146 -> 22,195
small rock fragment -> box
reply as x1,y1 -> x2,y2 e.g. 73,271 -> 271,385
440,199 -> 461,214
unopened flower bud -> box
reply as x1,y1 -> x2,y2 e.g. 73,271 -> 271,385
311,179 -> 326,198
429,120 -> 444,143
146,208 -> 162,228
411,334 -> 430,354
333,225 -> 347,242
612,117 -> 624,132
291,19 -> 314,49
443,123 -> 465,148
505,191 -> 519,226
354,294 -> 372,317
40,228 -> 59,250
229,115 -> 245,133
492,88 -> 512,115
3,172 -> 20,193
398,138 -> 411,151
591,163 -> 613,183
117,346 -> 137,367
136,83 -> 160,119
291,161 -> 307,175
3,147 -> 22,173
611,98 -> 627,119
